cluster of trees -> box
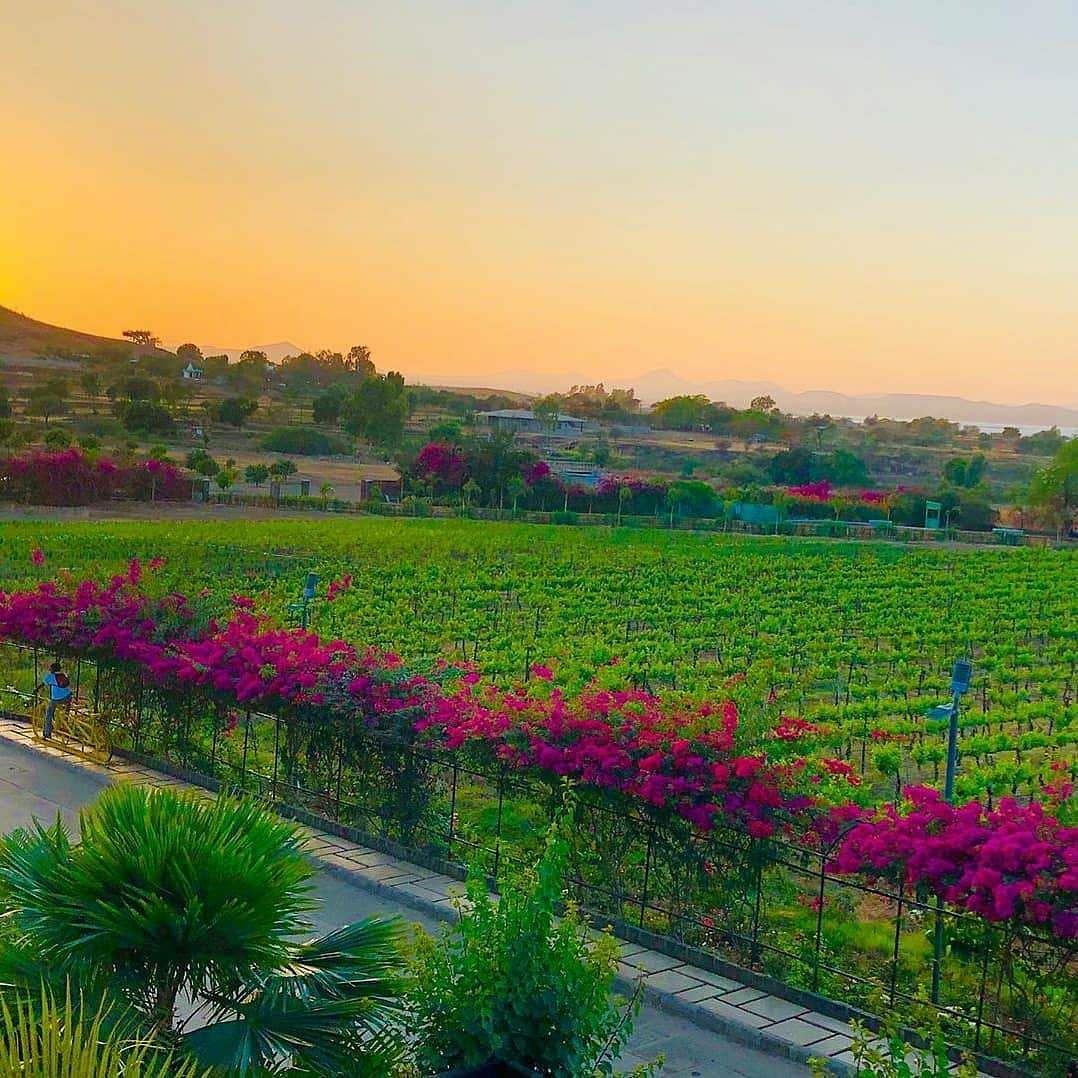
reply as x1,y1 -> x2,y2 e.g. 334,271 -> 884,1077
406,429 -> 720,520
12,333 -> 414,447
767,446 -> 869,486
943,453 -> 988,488
532,383 -> 641,422
1027,438 -> 1078,537
185,448 -> 300,493
409,385 -> 523,416
310,370 -> 410,446
648,394 -> 796,440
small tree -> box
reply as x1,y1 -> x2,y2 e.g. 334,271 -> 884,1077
616,484 -> 632,526
666,484 -> 685,526
461,478 -> 480,514
507,475 -> 526,514
269,458 -> 298,480
1028,439 -> 1078,539
244,463 -> 270,487
319,481 -> 335,508
79,370 -> 102,413
214,397 -> 258,428
27,380 -> 69,424
214,468 -> 237,493
122,330 -> 160,349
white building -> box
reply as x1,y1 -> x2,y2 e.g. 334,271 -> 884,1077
181,362 -> 204,381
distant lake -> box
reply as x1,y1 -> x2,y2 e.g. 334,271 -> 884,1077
842,417 -> 1077,438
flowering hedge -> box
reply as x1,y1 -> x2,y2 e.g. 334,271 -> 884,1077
418,682 -> 811,837
0,567 -> 1074,939
0,450 -> 191,505
831,787 -> 1077,939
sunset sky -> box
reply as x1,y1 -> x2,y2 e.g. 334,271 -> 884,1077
3,2 -> 1076,402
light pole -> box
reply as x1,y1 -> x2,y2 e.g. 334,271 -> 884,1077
943,657 -> 972,802
929,657 -> 973,1003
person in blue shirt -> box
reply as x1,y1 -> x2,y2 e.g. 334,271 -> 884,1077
41,661 -> 72,738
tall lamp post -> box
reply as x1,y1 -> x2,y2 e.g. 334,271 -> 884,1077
929,657 -> 973,1003
944,657 -> 972,801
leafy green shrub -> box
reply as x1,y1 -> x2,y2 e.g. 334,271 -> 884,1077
117,400 -> 174,435
408,805 -> 654,1077
42,428 -> 71,449
184,449 -> 218,476
551,509 -> 579,525
73,416 -> 124,440
809,996 -> 979,1078
260,427 -> 348,456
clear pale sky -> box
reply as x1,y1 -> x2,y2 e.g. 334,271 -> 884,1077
3,1 -> 1076,401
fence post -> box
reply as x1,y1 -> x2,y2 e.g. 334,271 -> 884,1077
750,846 -> 764,966
931,894 -> 945,1004
889,877 -> 905,1006
639,820 -> 656,929
812,853 -> 827,992
335,732 -> 345,822
447,760 -> 459,861
182,690 -> 192,766
271,714 -> 280,801
973,922 -> 993,1052
491,766 -> 506,881
241,710 -> 251,785
210,705 -> 220,776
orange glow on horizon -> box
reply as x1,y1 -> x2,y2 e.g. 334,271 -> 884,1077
3,3 -> 1076,404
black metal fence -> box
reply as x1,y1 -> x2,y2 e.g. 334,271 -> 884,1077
0,642 -> 1073,1076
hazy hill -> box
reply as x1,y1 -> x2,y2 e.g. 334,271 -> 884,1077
412,366 -> 1078,429
0,305 -> 172,360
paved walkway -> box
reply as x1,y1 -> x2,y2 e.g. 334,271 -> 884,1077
0,722 -> 832,1076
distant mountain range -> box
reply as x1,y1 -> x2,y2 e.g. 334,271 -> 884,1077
4,304 -> 1074,430
409,367 -> 1078,430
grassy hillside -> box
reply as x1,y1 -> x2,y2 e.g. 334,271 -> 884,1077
0,304 -> 171,359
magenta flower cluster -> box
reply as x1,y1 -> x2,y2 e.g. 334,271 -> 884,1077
417,683 -> 805,837
413,442 -> 466,489
831,787 -> 1078,938
0,449 -> 191,506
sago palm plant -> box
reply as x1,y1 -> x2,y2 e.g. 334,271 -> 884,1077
0,783 -> 409,1075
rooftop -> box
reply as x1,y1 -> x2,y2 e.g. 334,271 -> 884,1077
477,408 -> 584,423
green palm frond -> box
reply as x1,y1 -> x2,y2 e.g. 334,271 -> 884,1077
258,916 -> 410,1002
0,985 -> 202,1077
0,784 -> 313,1024
182,992 -> 401,1074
